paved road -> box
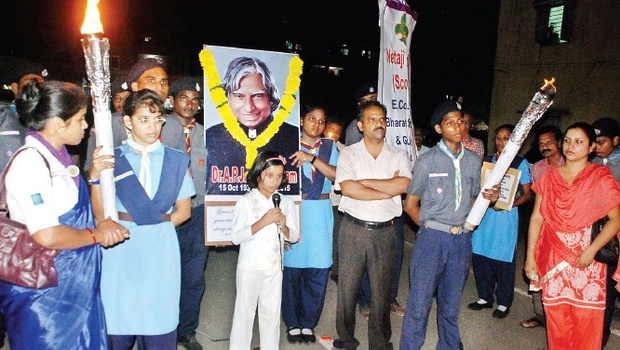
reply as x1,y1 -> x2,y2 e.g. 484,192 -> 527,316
195,218 -> 620,350
2,217 -> 618,350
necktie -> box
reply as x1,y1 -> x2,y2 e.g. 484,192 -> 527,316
126,137 -> 162,198
300,139 -> 321,181
184,119 -> 196,154
438,140 -> 465,210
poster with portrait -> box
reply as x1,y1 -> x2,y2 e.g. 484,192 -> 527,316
200,45 -> 302,245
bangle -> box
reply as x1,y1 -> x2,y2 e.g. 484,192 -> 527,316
86,228 -> 97,244
310,155 -> 317,164
88,178 -> 100,185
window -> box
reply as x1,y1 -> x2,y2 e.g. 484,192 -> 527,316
533,0 -> 575,45
547,6 -> 565,44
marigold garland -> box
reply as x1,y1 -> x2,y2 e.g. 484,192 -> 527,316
199,49 -> 303,169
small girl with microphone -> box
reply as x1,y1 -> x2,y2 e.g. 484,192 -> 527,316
229,150 -> 300,350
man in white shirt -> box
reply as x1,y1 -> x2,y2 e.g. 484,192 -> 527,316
333,101 -> 411,350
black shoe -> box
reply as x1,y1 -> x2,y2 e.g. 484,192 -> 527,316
492,307 -> 510,319
301,328 -> 316,343
286,327 -> 303,343
332,339 -> 358,349
467,301 -> 493,310
177,334 -> 203,350
332,339 -> 346,349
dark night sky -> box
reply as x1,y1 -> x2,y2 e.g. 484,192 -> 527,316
1,0 -> 500,128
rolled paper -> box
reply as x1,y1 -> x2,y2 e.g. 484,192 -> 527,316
464,79 -> 556,230
82,34 -> 118,221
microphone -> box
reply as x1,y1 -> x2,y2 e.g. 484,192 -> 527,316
272,193 -> 283,270
272,193 -> 281,208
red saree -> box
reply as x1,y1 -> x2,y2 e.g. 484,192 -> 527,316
532,164 -> 620,349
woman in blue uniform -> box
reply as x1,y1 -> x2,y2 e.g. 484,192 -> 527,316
94,90 -> 195,349
282,105 -> 339,343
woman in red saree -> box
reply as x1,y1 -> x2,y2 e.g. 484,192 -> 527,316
524,122 -> 620,350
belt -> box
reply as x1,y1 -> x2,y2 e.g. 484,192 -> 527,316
118,212 -> 171,222
344,213 -> 394,230
424,220 -> 471,235
302,193 -> 330,200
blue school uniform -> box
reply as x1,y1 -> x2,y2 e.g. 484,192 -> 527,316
101,142 -> 195,336
282,139 -> 339,330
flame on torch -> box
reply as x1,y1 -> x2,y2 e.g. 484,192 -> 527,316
541,77 -> 555,90
81,0 -> 104,35
540,77 -> 556,95
81,0 -> 117,220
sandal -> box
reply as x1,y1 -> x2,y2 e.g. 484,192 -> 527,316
520,317 -> 545,328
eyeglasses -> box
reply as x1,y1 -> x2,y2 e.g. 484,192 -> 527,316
132,116 -> 167,125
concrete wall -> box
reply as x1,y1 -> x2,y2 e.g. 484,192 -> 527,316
489,0 -> 620,155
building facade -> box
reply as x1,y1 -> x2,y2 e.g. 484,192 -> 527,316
489,0 -> 619,155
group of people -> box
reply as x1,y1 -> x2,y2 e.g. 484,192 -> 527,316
0,58 -> 209,350
465,117 -> 620,350
0,53 -> 619,350
329,96 -> 620,350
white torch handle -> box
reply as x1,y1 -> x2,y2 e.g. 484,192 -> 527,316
464,80 -> 555,231
93,110 -> 118,221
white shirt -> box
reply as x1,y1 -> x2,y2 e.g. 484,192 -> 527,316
232,189 -> 300,270
335,141 -> 412,222
6,136 -> 80,234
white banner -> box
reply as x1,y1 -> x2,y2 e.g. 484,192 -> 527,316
378,0 -> 418,166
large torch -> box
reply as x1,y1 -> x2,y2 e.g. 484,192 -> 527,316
464,78 -> 556,230
81,0 -> 118,220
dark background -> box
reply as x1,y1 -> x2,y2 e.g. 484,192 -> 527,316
1,0 -> 500,137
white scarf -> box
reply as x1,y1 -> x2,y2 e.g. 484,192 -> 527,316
125,137 -> 162,198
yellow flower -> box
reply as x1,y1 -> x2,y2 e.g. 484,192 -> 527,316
199,49 -> 303,168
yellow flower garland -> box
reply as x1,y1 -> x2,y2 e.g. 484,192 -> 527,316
199,49 -> 303,169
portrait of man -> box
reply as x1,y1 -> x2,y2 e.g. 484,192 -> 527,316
205,53 -> 300,196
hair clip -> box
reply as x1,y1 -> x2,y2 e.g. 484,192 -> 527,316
266,155 -> 287,165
